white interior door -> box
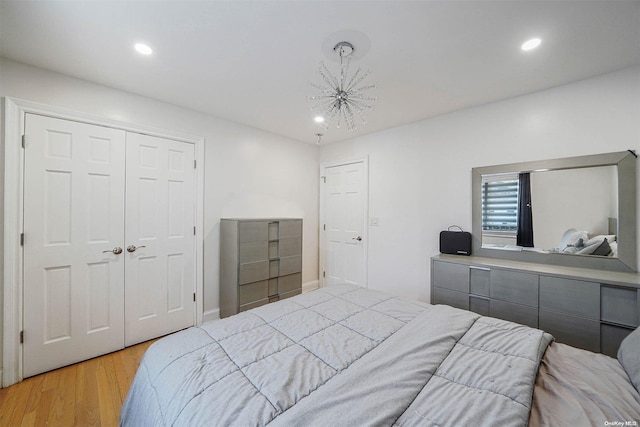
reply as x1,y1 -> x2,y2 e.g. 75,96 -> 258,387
322,160 -> 368,287
23,114 -> 126,378
124,132 -> 196,346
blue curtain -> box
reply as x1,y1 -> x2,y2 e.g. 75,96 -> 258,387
516,172 -> 534,247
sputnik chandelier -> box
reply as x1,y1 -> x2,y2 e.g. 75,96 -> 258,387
309,41 -> 377,132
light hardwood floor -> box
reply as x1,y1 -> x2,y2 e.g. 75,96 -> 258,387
0,339 -> 156,427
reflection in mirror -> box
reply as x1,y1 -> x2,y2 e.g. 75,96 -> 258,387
481,166 -> 618,257
472,151 -> 637,272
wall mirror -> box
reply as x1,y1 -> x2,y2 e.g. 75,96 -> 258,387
472,151 -> 637,272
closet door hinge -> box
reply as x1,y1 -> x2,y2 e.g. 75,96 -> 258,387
321,176 -> 326,183
20,233 -> 24,246
323,271 -> 326,278
193,293 -> 196,302
323,224 -> 326,231
21,135 -> 26,148
194,160 -> 196,169
193,226 -> 196,235
20,330 -> 24,344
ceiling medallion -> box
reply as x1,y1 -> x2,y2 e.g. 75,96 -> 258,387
309,41 -> 377,132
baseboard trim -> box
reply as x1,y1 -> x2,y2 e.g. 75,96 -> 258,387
302,280 -> 320,293
202,308 -> 220,324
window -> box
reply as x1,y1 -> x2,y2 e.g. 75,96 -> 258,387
482,174 -> 519,234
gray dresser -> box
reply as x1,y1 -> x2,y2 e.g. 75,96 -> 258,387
220,218 -> 302,318
431,254 -> 640,356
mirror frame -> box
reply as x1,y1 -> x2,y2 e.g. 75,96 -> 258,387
472,151 -> 637,272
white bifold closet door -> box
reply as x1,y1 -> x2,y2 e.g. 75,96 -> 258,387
124,132 -> 196,347
23,114 -> 127,378
23,114 -> 195,378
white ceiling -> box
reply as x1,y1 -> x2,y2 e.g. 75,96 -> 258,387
1,1 -> 639,144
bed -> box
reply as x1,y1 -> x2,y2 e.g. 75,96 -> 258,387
120,284 -> 640,426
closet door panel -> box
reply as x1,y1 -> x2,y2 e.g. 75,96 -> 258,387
23,113 -> 126,378
125,133 -> 196,346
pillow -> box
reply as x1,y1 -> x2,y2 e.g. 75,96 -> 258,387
558,229 -> 589,251
561,238 -> 584,253
591,238 -> 612,256
618,326 -> 640,393
585,234 -> 617,247
576,241 -> 603,255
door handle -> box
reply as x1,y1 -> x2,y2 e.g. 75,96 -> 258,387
352,236 -> 362,241
127,245 -> 146,253
103,247 -> 123,255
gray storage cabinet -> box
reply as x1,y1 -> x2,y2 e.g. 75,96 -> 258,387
220,218 -> 302,318
431,254 -> 640,356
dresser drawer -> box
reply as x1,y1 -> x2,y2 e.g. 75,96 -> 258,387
539,309 -> 600,352
280,288 -> 302,300
601,286 -> 639,327
239,261 -> 269,285
268,221 -> 279,240
279,255 -> 302,276
279,220 -> 303,239
539,276 -> 599,320
432,261 -> 469,293
432,287 -> 469,310
490,299 -> 538,328
239,221 -> 268,242
239,241 -> 268,263
490,269 -> 538,307
269,260 -> 279,278
279,238 -> 302,258
268,278 -> 278,296
269,241 -> 279,259
469,266 -> 490,297
601,323 -> 635,357
239,280 -> 268,305
469,295 -> 490,316
278,273 -> 302,294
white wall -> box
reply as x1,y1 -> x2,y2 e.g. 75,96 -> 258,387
0,58 -> 319,372
320,65 -> 640,303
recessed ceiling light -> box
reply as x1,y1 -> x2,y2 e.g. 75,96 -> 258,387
521,38 -> 542,51
134,43 -> 153,55
314,116 -> 325,123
